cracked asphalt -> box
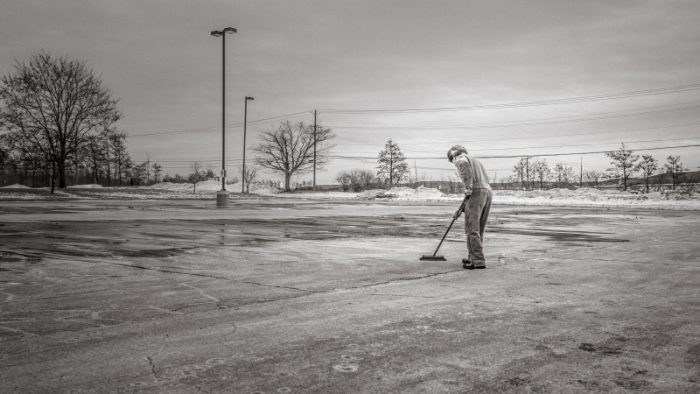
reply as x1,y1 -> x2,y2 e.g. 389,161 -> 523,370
1,197 -> 699,393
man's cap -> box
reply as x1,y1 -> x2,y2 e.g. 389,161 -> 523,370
447,145 -> 468,162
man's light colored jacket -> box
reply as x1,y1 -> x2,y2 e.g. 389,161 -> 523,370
453,154 -> 491,196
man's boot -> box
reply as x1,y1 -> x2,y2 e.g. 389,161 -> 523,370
462,258 -> 485,270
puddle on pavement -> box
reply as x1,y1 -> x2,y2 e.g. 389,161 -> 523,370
0,211 -> 629,263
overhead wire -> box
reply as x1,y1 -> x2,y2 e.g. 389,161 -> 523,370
324,101 -> 700,131
127,111 -> 310,138
126,82 -> 700,137
327,143 -> 700,161
319,83 -> 700,114
121,82 -> 700,172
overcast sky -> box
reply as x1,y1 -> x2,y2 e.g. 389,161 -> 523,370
2,0 -> 699,184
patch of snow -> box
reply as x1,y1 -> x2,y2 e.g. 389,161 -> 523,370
266,185 -> 700,210
358,186 -> 446,201
1,184 -> 31,189
148,180 -> 231,193
67,184 -> 103,189
491,187 -> 700,210
3,182 -> 698,209
248,182 -> 281,195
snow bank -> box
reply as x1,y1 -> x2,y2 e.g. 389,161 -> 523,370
248,182 -> 281,195
67,184 -> 103,189
358,186 -> 446,201
492,187 -> 700,210
147,180 -> 278,195
1,184 -> 31,189
3,182 -> 698,209
148,180 -> 232,193
267,185 -> 700,210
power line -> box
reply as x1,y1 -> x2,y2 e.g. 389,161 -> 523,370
325,101 -> 700,131
410,137 -> 700,153
475,143 -> 700,159
134,137 -> 700,164
392,120 -> 700,146
127,83 -> 700,138
127,111 -> 310,138
327,143 -> 700,160
319,82 -> 700,114
150,140 -> 700,165
330,136 -> 700,157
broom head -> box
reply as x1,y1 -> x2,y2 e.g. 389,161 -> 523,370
420,255 -> 446,261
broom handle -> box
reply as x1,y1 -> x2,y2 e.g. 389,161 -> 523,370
431,196 -> 469,256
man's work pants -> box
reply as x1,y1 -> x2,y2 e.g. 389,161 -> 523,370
464,188 -> 492,265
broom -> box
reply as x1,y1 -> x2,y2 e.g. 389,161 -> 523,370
420,195 -> 469,261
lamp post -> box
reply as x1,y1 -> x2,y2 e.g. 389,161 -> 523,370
241,96 -> 254,194
211,26 -> 237,207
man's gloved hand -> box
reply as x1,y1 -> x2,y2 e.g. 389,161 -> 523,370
453,195 -> 469,218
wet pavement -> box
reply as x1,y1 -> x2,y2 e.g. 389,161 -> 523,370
1,197 -> 699,393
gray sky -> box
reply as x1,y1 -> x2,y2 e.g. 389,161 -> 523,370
2,0 -> 700,184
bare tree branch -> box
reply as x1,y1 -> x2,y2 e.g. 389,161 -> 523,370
253,121 -> 335,191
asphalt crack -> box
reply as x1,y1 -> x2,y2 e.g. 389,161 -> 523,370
241,280 -> 312,293
146,356 -> 157,376
348,269 -> 463,290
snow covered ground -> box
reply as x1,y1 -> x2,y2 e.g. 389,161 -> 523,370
0,183 -> 31,189
267,186 -> 700,210
2,182 -> 698,209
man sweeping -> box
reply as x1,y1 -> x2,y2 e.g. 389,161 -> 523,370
447,145 -> 492,270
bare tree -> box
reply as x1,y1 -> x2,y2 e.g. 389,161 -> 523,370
531,159 -> 551,190
84,131 -> 109,184
253,121 -> 334,191
0,131 -> 47,187
553,162 -> 575,188
350,169 -> 375,191
131,162 -> 148,185
337,168 -> 376,192
583,170 -> 605,188
188,161 -> 206,192
376,138 -> 409,187
239,166 -> 258,193
665,155 -> 685,190
152,163 -> 162,184
335,171 -> 352,191
605,142 -> 639,191
635,154 -> 658,193
0,52 -> 121,193
109,132 -> 129,186
0,137 -> 8,184
513,157 -> 534,190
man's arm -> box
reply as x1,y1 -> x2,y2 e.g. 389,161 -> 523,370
455,158 -> 474,196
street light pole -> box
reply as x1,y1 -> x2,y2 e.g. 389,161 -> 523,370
313,110 -> 317,191
211,26 -> 237,207
242,96 -> 254,194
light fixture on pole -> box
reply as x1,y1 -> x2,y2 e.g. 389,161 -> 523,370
211,26 -> 237,207
242,96 -> 254,194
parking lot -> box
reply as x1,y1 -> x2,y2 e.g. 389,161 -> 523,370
1,197 -> 699,393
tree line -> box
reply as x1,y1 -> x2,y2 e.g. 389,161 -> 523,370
0,52 -> 166,192
502,143 -> 691,192
335,138 -> 411,191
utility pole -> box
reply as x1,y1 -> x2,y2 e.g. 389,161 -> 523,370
241,96 -> 254,194
414,160 -> 417,183
580,156 -> 583,187
313,110 -> 317,191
